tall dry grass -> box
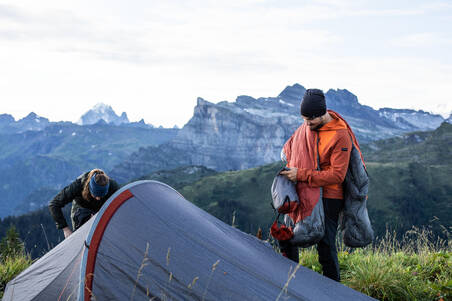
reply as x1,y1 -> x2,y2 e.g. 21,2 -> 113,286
300,227 -> 451,301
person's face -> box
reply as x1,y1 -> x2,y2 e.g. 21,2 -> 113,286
302,115 -> 324,130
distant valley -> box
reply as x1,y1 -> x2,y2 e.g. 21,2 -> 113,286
0,83 -> 450,219
1,123 -> 450,259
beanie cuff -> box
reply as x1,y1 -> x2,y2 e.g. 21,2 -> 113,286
89,174 -> 110,197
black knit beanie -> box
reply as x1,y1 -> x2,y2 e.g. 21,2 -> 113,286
300,89 -> 326,118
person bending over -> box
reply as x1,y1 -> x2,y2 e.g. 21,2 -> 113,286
49,169 -> 119,238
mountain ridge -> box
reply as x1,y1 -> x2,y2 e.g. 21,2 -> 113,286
0,85 -> 447,134
0,123 -> 179,217
109,84 -> 446,183
0,83 -> 449,217
1,123 -> 450,259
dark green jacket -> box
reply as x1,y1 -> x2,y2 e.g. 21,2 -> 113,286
48,172 -> 120,229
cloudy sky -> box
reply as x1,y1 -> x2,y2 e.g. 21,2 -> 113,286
1,0 -> 451,127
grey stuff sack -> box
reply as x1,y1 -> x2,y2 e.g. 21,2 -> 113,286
341,142 -> 374,248
271,170 -> 324,247
283,188 -> 325,248
271,170 -> 300,213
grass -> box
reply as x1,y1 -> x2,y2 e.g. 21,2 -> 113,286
299,227 -> 451,301
276,263 -> 301,301
0,254 -> 32,299
1,227 -> 450,300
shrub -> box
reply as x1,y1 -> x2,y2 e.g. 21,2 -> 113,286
0,225 -> 32,298
0,255 -> 32,298
0,225 -> 24,262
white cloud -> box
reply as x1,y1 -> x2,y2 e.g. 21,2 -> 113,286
0,0 -> 451,126
392,33 -> 452,48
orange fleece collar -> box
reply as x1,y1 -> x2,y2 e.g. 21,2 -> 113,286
318,111 -> 347,131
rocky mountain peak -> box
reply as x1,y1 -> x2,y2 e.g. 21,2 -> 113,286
23,112 -> 48,122
196,97 -> 212,106
78,103 -> 130,125
326,89 -> 359,106
20,112 -> 49,122
24,112 -> 38,119
93,103 -> 108,110
0,113 -> 15,124
278,84 -> 306,103
4,112 -> 51,132
236,95 -> 257,106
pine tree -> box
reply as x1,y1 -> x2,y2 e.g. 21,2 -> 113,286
0,225 -> 24,262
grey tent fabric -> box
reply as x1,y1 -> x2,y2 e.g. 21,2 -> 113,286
2,218 -> 94,300
3,180 -> 375,301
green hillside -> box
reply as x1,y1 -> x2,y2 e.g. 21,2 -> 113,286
1,123 -> 451,258
176,163 -> 450,242
136,165 -> 218,190
179,162 -> 285,235
0,166 -> 216,258
362,122 -> 452,236
362,122 -> 452,165
177,123 -> 452,240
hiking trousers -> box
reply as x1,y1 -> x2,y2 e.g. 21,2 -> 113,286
279,197 -> 344,282
317,197 -> 344,282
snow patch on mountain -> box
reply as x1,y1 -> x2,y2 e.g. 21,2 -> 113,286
11,112 -> 51,132
77,103 -> 130,125
445,112 -> 452,124
243,108 -> 295,119
279,99 -> 294,107
378,108 -> 444,130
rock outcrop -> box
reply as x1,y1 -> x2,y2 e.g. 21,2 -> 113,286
110,84 -> 446,183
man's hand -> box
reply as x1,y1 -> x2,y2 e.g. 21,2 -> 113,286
62,227 -> 73,239
280,168 -> 298,183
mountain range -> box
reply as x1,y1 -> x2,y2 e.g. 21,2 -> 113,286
0,103 -> 160,134
0,83 -> 450,218
1,123 -> 450,259
0,122 -> 178,217
109,84 -> 447,183
0,112 -> 52,134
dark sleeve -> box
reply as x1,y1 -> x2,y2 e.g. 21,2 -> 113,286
48,178 -> 82,229
107,179 -> 120,198
110,179 -> 120,193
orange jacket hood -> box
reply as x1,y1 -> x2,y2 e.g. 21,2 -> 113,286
326,110 -> 365,168
318,111 -> 348,132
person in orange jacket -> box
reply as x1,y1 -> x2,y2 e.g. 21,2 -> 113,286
280,88 -> 357,282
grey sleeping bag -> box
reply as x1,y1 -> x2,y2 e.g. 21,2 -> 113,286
341,140 -> 374,247
271,169 -> 325,248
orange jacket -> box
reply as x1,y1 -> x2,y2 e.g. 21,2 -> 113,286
284,110 -> 355,200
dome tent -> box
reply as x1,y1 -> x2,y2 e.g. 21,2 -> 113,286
3,181 -> 375,300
